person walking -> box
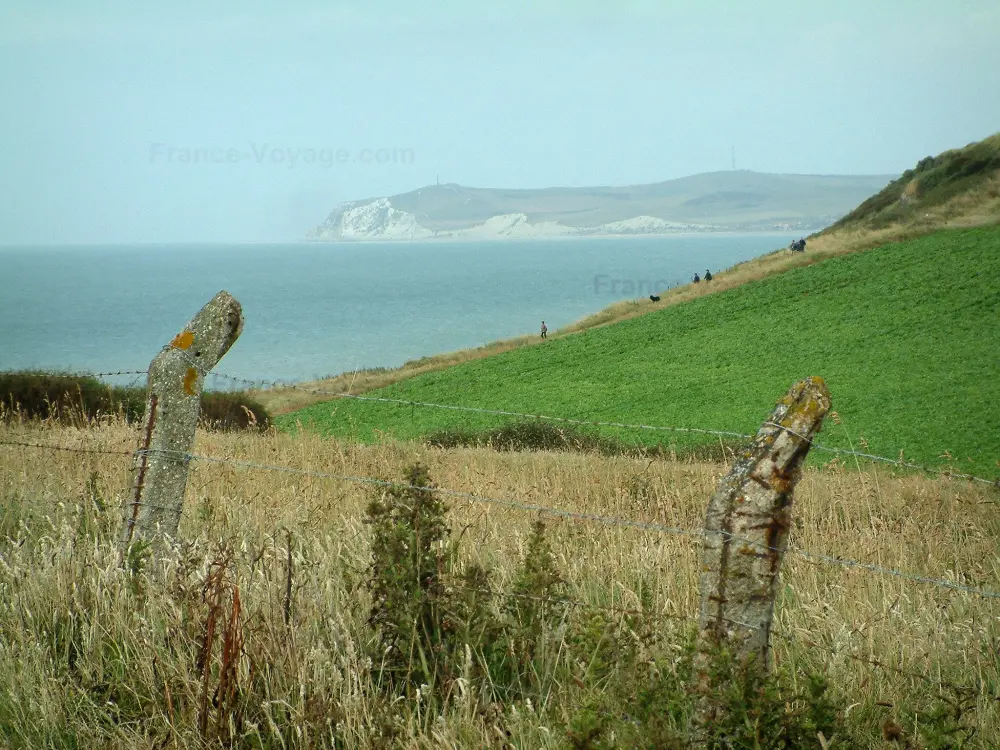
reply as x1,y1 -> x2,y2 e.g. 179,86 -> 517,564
540,321 -> 548,339
705,269 -> 713,281
693,273 -> 700,283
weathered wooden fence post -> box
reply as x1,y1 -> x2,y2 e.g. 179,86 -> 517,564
121,291 -> 243,546
693,376 -> 830,723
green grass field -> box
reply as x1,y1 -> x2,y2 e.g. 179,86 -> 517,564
281,226 -> 1000,474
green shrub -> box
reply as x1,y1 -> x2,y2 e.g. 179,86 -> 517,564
567,638 -> 850,749
198,391 -> 270,432
365,464 -> 460,698
425,420 -> 745,463
830,134 -> 1000,231
0,370 -> 270,432
426,420 -> 631,455
0,370 -> 144,424
364,467 -> 570,712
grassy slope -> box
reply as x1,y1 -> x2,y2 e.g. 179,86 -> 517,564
281,226 -> 1000,472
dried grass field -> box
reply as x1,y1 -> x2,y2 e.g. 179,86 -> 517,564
2,416 -> 998,748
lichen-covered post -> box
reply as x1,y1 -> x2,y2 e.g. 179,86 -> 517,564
693,376 -> 830,720
121,291 -> 243,545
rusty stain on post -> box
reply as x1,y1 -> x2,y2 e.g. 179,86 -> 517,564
124,394 -> 158,545
120,291 -> 243,545
693,376 -> 830,720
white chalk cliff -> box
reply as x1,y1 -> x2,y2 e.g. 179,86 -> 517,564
309,201 -> 711,241
579,215 -> 703,235
310,198 -> 434,240
307,172 -> 894,241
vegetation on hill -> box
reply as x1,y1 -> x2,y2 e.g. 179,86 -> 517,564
281,226 -> 1000,475
829,133 -> 1000,231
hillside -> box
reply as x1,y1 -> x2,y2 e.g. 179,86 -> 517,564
281,226 -> 1000,474
308,171 -> 893,240
826,133 -> 1000,232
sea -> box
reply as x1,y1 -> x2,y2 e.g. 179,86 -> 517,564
0,234 -> 799,387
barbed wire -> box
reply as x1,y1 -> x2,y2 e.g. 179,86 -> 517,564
768,628 -> 983,697
3,435 -> 997,600
88,370 -> 151,379
211,370 -> 999,487
213,370 -> 758,441
38,365 -> 999,486
0,438 -> 133,457
137,446 -> 706,540
450,581 -> 696,625
453,583 -> 985,696
129,446 -> 1000,601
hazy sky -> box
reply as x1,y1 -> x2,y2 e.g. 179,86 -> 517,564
2,0 -> 998,244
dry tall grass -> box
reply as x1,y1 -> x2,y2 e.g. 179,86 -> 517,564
2,417 -> 998,747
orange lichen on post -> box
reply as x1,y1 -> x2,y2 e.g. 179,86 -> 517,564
171,330 -> 195,350
183,367 -> 198,396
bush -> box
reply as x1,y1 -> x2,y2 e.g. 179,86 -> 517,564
566,637 -> 850,749
426,420 -> 633,455
198,391 -> 270,432
365,464 -> 461,697
829,136 -> 1000,231
362,465 -> 855,747
0,370 -> 144,424
365,466 -> 569,712
0,370 -> 270,432
425,419 -> 746,463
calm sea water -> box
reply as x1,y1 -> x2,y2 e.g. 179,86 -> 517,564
1,235 -> 797,385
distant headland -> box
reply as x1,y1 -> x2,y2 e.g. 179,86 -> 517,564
307,170 -> 895,241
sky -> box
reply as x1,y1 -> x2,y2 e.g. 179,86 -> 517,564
1,0 -> 998,244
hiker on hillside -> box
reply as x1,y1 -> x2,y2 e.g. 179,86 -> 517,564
705,270 -> 713,281
693,273 -> 700,283
540,321 -> 548,339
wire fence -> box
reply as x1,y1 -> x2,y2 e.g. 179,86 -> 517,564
3,436 -> 999,602
2,306 -> 997,717
65,363 -> 999,487
0,435 -> 994,698
207,369 -> 998,487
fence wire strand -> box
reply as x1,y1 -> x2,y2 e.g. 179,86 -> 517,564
453,584 -> 985,696
3,436 -> 998,601
89,370 -> 151,379
67,366 -> 999,486
0,438 -> 133,457
129,445 -> 1000,601
211,370 -> 998,487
